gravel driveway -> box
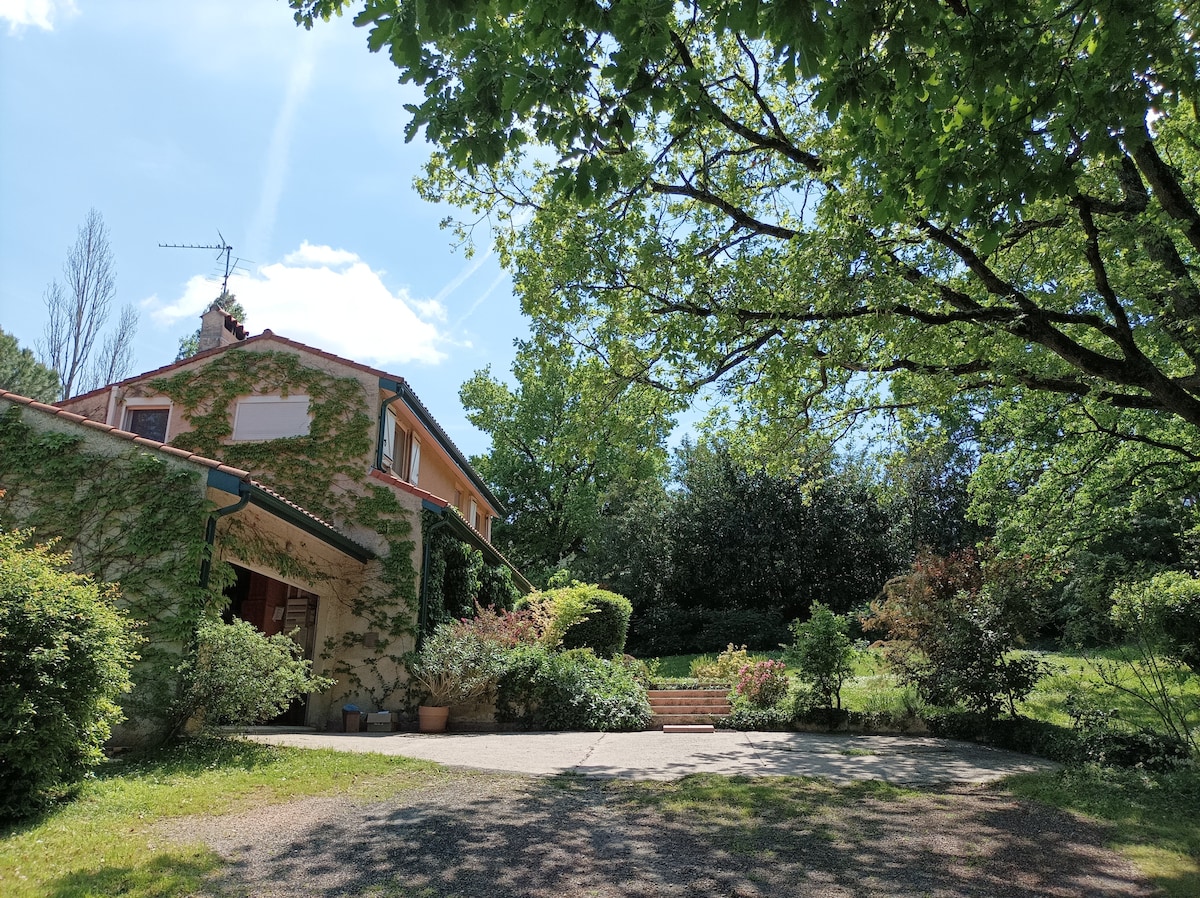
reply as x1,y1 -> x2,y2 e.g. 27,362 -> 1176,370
164,769 -> 1154,897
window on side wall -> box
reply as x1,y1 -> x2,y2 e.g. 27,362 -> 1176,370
231,395 -> 311,441
469,498 -> 478,530
382,408 -> 397,471
123,404 -> 171,442
408,437 -> 421,486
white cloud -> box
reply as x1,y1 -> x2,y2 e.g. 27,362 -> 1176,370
0,0 -> 76,31
284,241 -> 359,268
148,244 -> 447,366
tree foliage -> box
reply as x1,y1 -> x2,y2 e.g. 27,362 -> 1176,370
461,337 -> 676,582
294,1 -> 1200,542
0,327 -> 60,402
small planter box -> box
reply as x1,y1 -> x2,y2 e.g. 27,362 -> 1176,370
365,711 -> 394,732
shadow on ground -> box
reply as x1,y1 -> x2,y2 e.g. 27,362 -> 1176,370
174,772 -> 1153,898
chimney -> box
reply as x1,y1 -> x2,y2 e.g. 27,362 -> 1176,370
197,300 -> 247,353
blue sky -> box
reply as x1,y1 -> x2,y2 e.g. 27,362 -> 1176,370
0,0 -> 528,457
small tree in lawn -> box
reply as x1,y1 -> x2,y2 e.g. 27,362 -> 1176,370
787,602 -> 856,710
866,550 -> 1046,720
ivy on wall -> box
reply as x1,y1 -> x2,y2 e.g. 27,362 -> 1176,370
154,349 -> 420,709
422,510 -> 519,634
0,405 -> 224,725
150,349 -> 373,521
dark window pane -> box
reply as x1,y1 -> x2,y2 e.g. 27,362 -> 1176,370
127,408 -> 168,442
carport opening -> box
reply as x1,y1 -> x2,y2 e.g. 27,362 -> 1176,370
223,564 -> 319,725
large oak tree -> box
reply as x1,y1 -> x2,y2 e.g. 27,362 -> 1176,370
293,1 -> 1200,517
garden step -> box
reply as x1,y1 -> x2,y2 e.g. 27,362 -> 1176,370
646,689 -> 730,699
649,713 -> 728,728
663,724 -> 715,733
648,703 -> 732,715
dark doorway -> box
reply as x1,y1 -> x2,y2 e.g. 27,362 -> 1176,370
224,564 -> 319,725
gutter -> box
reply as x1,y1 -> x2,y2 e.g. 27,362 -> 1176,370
202,470 -> 374,585
199,487 -> 249,589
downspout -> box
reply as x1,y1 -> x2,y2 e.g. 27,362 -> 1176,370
417,503 -> 449,646
199,487 -> 249,589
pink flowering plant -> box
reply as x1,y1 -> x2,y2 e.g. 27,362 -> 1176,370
733,659 -> 790,708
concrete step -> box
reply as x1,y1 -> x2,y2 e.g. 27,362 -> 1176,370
648,703 -> 731,715
649,713 -> 729,728
663,724 -> 715,734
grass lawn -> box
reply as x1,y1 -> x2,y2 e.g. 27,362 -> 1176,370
650,645 -> 1200,734
1005,764 -> 1200,898
0,737 -> 453,898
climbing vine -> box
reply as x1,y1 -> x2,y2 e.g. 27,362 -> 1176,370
153,349 -> 420,709
150,350 -> 372,521
0,404 -> 226,725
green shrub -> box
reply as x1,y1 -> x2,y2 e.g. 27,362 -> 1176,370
408,622 -> 507,706
174,619 -> 333,731
0,531 -> 139,819
1112,572 -> 1200,674
539,583 -> 633,656
786,602 -> 856,710
497,645 -> 650,731
866,550 -> 1047,720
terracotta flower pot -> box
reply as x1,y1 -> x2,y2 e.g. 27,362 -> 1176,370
418,705 -> 449,733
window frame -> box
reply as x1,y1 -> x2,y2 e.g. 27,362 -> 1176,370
230,394 -> 312,442
121,398 -> 172,443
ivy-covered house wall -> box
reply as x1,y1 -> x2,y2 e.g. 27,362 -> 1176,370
0,396 -> 220,739
56,339 -> 441,718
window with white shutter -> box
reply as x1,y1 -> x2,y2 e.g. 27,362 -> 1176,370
231,395 -> 311,441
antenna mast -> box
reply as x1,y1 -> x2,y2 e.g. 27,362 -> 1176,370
159,231 -> 235,295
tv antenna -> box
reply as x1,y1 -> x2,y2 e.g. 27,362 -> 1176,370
159,231 -> 237,295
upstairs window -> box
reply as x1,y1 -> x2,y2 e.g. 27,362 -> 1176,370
231,395 -> 311,441
123,405 -> 170,442
408,437 -> 421,486
382,408 -> 397,471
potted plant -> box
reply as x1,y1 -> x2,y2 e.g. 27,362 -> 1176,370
408,624 -> 504,732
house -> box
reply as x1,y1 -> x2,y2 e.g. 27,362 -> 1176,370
0,303 -> 527,734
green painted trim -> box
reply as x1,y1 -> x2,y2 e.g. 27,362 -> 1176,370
204,469 -> 374,563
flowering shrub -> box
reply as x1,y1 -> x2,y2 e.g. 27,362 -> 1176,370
449,601 -> 546,648
733,659 -> 790,708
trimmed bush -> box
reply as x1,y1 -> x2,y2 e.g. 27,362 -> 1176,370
0,531 -> 139,819
174,618 -> 333,732
541,583 -> 633,656
497,645 -> 650,731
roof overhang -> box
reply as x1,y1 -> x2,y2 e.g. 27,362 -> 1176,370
207,469 -> 374,563
379,377 -> 507,515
